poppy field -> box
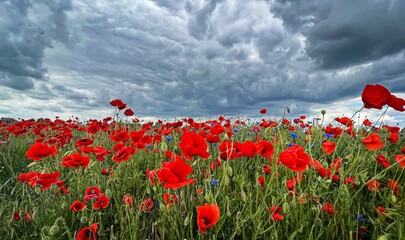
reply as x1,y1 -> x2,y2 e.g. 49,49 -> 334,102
0,84 -> 404,240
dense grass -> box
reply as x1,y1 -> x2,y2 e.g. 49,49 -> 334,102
0,113 -> 404,240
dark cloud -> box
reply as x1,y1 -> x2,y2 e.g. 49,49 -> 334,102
270,0 -> 405,69
0,0 -> 72,88
0,0 -> 404,125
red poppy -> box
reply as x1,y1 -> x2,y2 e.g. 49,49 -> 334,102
376,206 -> 386,216
77,223 -> 98,240
157,157 -> 196,189
367,180 -> 380,192
279,145 -> 311,172
210,124 -> 225,135
260,108 -> 267,114
387,179 -> 400,195
394,154 -> 405,168
123,194 -> 135,207
112,145 -> 135,164
270,206 -> 284,221
62,153 -> 90,170
322,141 -> 336,155
84,186 -> 102,202
387,132 -> 399,144
93,194 -> 110,210
206,134 -> 220,143
335,117 -> 353,127
197,203 -> 220,234
26,142 -> 57,161
30,172 -> 63,191
361,133 -> 384,150
361,84 -> 392,109
75,138 -> 94,147
255,140 -> 275,160
258,176 -> 265,189
139,198 -> 154,211
179,131 -> 210,160
363,119 -> 372,127
321,202 -> 334,215
163,193 -> 178,209
124,108 -> 135,116
376,154 -> 390,168
69,200 -> 86,212
110,99 -> 126,110
385,94 -> 405,112
110,130 -> 129,142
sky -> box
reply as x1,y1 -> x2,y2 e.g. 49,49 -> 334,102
1,0 -> 405,126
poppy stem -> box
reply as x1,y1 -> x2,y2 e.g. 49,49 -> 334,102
373,105 -> 389,128
349,106 -> 364,122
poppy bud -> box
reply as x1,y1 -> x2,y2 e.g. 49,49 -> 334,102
49,225 -> 60,235
321,110 -> 326,115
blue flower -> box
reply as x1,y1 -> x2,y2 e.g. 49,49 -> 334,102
166,136 -> 173,141
324,133 -> 334,138
290,133 -> 298,139
211,179 -> 219,186
287,143 -> 294,147
354,214 -> 366,222
233,128 -> 239,132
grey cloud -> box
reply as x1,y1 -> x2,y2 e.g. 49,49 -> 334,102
0,0 -> 72,89
270,0 -> 405,69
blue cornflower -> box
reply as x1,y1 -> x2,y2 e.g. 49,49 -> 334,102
290,133 -> 298,139
354,214 -> 366,222
211,179 -> 219,186
324,133 -> 334,138
166,136 -> 173,141
287,143 -> 294,147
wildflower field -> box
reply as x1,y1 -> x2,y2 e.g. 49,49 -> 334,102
0,84 -> 404,240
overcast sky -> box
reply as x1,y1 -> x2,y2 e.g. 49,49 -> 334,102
1,0 -> 404,126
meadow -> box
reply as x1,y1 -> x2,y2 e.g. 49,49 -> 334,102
0,84 -> 404,240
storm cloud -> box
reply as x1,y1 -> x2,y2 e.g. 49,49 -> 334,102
0,0 -> 404,125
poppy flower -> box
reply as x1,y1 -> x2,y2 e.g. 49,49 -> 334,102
270,206 -> 284,221
376,154 -> 390,168
321,202 -> 334,215
260,108 -> 267,114
163,193 -> 178,209
157,157 -> 196,189
279,145 -> 311,172
69,200 -> 86,212
367,180 -> 380,192
258,176 -> 265,189
62,153 -> 90,170
385,94 -> 405,112
387,179 -> 400,195
361,133 -> 384,150
75,138 -> 94,147
110,99 -> 126,110
394,154 -> 405,168
29,172 -> 63,191
124,108 -> 135,116
84,186 -> 102,202
139,198 -> 154,211
363,119 -> 372,127
197,203 -> 220,234
322,141 -> 336,155
179,131 -> 210,160
376,206 -> 386,216
123,194 -> 135,207
361,84 -> 392,109
210,124 -> 225,135
93,194 -> 110,210
26,142 -> 57,161
255,140 -> 275,160
77,223 -> 98,240
110,130 -> 129,142
112,145 -> 135,164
